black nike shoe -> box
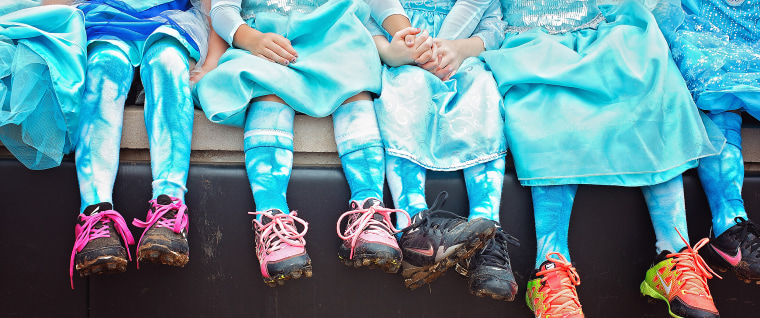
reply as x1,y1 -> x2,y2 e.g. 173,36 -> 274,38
456,225 -> 519,301
399,192 -> 497,290
703,217 -> 760,283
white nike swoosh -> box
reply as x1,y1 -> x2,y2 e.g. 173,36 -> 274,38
434,244 -> 462,262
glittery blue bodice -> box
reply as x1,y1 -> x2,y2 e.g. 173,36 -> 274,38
698,0 -> 759,41
501,0 -> 605,33
240,0 -> 328,18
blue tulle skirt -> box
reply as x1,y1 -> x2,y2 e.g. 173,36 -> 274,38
480,0 -> 725,186
194,0 -> 382,126
652,0 -> 760,117
76,0 -> 208,66
0,5 -> 87,170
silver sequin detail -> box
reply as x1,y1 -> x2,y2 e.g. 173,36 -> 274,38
502,0 -> 605,34
241,0 -> 328,19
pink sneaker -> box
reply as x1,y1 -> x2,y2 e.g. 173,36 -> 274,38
250,209 -> 312,287
336,198 -> 410,273
70,202 -> 134,288
132,195 -> 190,268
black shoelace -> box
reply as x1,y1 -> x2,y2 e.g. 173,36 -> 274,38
732,217 -> 760,253
401,191 -> 464,235
478,229 -> 520,268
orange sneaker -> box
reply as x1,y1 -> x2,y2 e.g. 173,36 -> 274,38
640,233 -> 720,318
526,252 -> 584,318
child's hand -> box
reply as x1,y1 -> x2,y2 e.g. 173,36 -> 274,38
375,27 -> 437,67
234,26 -> 298,66
424,38 -> 484,80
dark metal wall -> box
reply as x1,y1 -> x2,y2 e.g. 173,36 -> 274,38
1,158 -> 758,317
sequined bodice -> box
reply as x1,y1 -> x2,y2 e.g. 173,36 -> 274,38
241,0 -> 328,18
700,0 -> 759,42
501,0 -> 604,34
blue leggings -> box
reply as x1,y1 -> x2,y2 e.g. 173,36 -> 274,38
532,176 -> 689,268
386,155 -> 506,227
698,112 -> 748,236
244,99 -> 384,218
75,39 -> 193,212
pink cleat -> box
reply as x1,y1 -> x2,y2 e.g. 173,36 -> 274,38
336,198 -> 410,273
250,209 -> 312,287
70,202 -> 134,288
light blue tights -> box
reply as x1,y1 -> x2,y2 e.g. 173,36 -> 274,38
75,39 -> 193,212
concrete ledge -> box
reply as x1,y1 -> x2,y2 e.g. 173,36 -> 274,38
3,106 -> 760,169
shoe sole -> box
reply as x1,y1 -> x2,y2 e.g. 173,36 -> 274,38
640,281 -> 686,318
401,226 -> 496,290
263,263 -> 313,287
704,244 -> 760,284
338,244 -> 403,274
138,243 -> 189,267
469,279 -> 518,301
76,255 -> 128,276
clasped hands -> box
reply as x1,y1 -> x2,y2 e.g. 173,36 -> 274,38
377,27 -> 466,81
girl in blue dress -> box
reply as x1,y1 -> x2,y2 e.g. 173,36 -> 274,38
68,0 -> 209,288
368,0 -> 519,300
480,0 -> 725,316
194,0 -> 437,286
0,0 -> 86,170
653,0 -> 760,284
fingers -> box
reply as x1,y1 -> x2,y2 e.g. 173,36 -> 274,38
419,54 -> 441,72
415,41 -> 438,65
392,27 -> 421,42
434,54 -> 455,80
255,53 -> 276,63
413,29 -> 432,51
271,36 -> 298,61
404,34 -> 415,47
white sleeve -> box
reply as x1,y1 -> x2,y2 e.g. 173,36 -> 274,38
364,0 -> 408,28
437,0 -> 506,51
210,0 -> 246,46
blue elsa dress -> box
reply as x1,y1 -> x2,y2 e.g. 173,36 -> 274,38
481,0 -> 724,187
195,0 -> 382,125
652,0 -> 759,237
371,0 -> 507,171
0,2 -> 87,170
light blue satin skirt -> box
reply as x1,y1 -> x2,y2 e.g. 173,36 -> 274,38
0,5 -> 87,170
652,1 -> 760,117
376,58 -> 506,171
194,0 -> 382,126
480,0 -> 725,186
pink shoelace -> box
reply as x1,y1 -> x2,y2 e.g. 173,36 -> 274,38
336,204 -> 410,259
70,210 -> 134,289
250,211 -> 308,262
132,196 -> 189,268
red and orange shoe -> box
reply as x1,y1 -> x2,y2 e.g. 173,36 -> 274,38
640,234 -> 720,318
526,252 -> 584,318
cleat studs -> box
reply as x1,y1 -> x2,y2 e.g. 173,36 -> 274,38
304,269 -> 313,278
291,271 -> 301,279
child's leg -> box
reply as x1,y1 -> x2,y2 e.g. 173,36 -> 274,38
332,99 -> 385,203
532,184 -> 577,268
641,175 -> 689,253
244,100 -> 295,216
386,155 -> 427,213
140,38 -> 193,201
697,112 -> 748,236
75,43 -> 134,212
464,156 -> 506,222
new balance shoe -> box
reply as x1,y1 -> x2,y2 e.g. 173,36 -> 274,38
251,209 -> 312,287
526,252 -> 583,318
70,202 -> 134,288
399,192 -> 497,290
132,195 -> 190,268
640,237 -> 720,318
337,198 -> 410,273
456,224 -> 519,301
703,217 -> 760,283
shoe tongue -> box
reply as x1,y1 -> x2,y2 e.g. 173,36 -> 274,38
84,202 -> 113,216
362,198 -> 384,209
156,194 -> 173,205
261,209 -> 284,225
538,260 -> 565,289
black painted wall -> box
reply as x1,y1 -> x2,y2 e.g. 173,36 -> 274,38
1,158 -> 758,317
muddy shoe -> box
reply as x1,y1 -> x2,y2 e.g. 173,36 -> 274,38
337,198 -> 410,273
70,202 -> 134,288
132,195 -> 190,268
457,224 -> 519,301
704,217 -> 760,283
251,209 -> 313,287
399,192 -> 497,290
